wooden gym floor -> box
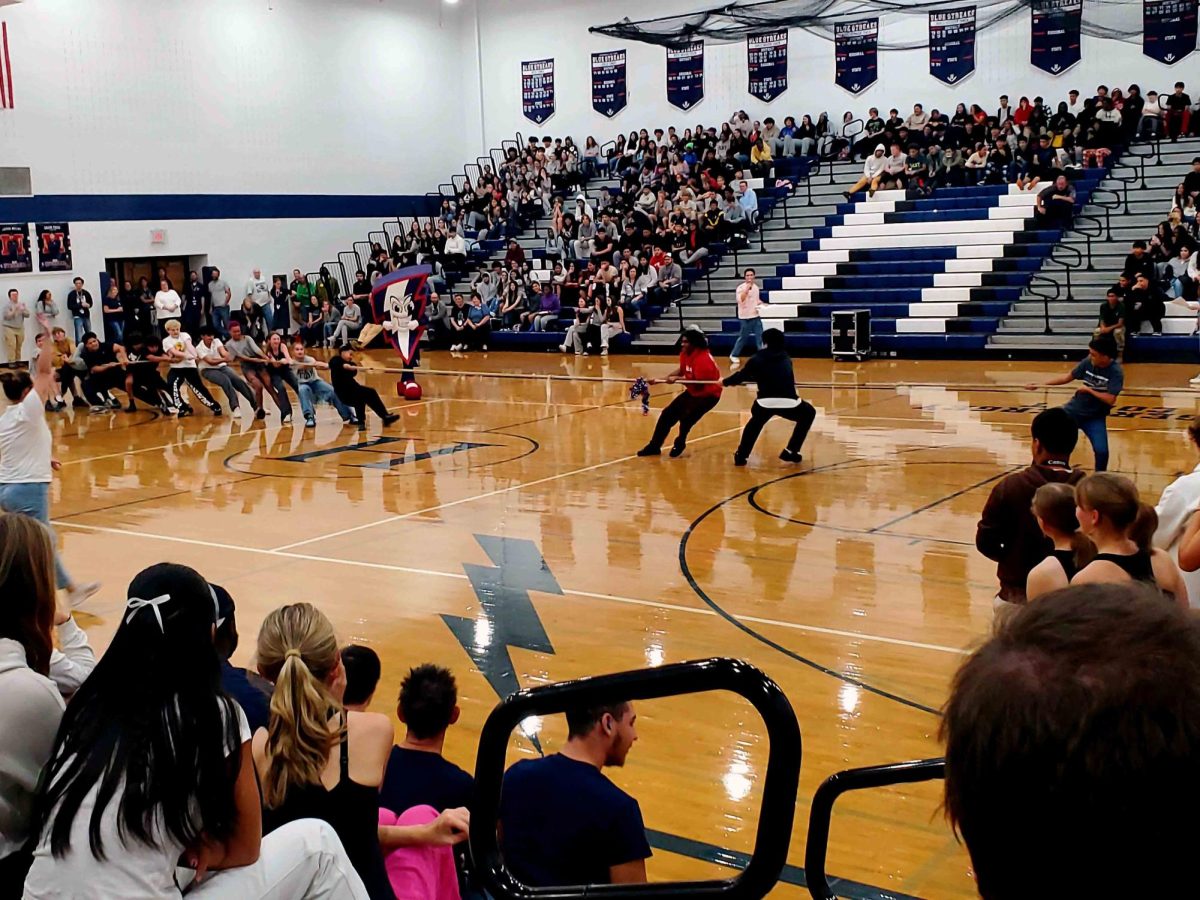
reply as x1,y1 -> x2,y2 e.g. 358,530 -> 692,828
44,351 -> 1200,898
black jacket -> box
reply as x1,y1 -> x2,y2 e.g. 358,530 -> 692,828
722,347 -> 797,400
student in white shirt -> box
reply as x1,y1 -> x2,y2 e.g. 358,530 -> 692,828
162,319 -> 221,417
1154,415 -> 1200,606
22,562 -> 371,900
196,326 -> 257,419
844,145 -> 889,198
152,280 -> 183,335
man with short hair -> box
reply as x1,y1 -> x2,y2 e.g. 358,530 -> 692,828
340,645 -> 381,713
223,318 -> 275,419
1124,271 -> 1165,336
211,584 -> 271,733
736,179 -> 759,226
183,270 -> 207,337
289,335 -> 356,428
730,268 -> 767,366
196,325 -> 257,419
975,407 -> 1084,609
724,328 -> 815,466
1026,334 -> 1122,471
66,277 -> 93,345
1033,174 -> 1076,228
379,664 -> 473,815
2,289 -> 28,365
208,266 -> 232,338
1094,288 -> 1125,354
443,227 -> 467,271
942,583 -> 1200,898
1165,81 -> 1192,141
78,332 -> 126,411
500,700 -> 650,886
245,267 -> 273,334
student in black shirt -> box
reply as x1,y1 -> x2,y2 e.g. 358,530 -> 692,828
183,271 -> 207,337
1122,240 -> 1156,283
328,344 -> 399,431
1165,81 -> 1192,141
500,700 -> 650,887
723,328 -> 816,466
78,333 -> 125,409
1176,157 -> 1200,208
379,664 -> 473,816
1124,273 -> 1165,336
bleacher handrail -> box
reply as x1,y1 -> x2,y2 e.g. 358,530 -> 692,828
1085,188 -> 1120,241
1028,272 -> 1063,334
804,758 -> 945,900
1049,243 -> 1083,301
1067,214 -> 1103,271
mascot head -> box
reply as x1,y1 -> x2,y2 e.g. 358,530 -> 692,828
369,265 -> 431,366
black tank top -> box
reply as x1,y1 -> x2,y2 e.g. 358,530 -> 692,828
263,731 -> 392,899
1052,548 -> 1079,582
1094,550 -> 1155,584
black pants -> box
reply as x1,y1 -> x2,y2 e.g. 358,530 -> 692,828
83,368 -> 125,403
464,322 -> 491,350
132,367 -> 171,408
0,847 -> 32,899
647,392 -> 720,450
1127,300 -> 1165,334
338,383 -> 390,423
736,400 -> 816,458
168,368 -> 220,411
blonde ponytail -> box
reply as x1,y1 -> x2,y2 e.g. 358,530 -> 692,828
256,603 -> 343,809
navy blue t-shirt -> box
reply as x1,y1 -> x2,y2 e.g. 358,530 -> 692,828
499,754 -> 651,887
379,746 -> 474,815
220,660 -> 271,734
1062,357 -> 1124,420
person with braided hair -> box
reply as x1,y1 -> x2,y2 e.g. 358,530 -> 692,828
636,327 -> 723,458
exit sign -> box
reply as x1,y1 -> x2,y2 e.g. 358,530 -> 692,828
150,229 -> 167,244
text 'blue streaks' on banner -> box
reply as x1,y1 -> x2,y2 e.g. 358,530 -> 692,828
929,6 -> 976,85
521,58 -> 555,125
1030,0 -> 1082,75
591,50 -> 627,118
1143,0 -> 1198,64
834,18 -> 878,94
666,42 -> 705,110
748,30 -> 788,102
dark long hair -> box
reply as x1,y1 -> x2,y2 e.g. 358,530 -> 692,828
31,563 -> 242,859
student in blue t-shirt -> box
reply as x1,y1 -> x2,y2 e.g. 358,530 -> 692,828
1026,334 -> 1123,471
499,701 -> 650,887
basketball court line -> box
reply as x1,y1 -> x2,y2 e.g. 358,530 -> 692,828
50,518 -> 967,655
270,423 -> 749,551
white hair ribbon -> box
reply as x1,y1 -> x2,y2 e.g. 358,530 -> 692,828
125,593 -> 172,632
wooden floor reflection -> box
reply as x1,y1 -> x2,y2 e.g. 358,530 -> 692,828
48,351 -> 1200,898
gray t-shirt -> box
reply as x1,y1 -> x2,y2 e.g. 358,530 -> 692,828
208,279 -> 231,309
224,335 -> 264,362
245,277 -> 270,307
294,354 -> 320,383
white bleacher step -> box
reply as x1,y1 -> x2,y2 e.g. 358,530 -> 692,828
766,287 -> 980,304
818,233 -> 1018,251
829,219 -> 1022,238
896,318 -> 948,333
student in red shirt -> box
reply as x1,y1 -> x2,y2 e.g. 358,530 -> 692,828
637,327 -> 723,457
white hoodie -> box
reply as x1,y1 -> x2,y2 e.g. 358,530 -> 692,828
862,146 -> 888,179
0,638 -> 64,860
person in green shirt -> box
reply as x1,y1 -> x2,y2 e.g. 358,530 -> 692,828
1094,289 -> 1125,355
290,269 -> 315,330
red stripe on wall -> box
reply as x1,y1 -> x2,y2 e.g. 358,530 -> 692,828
1,23 -> 12,109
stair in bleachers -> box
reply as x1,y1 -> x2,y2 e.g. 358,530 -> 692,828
989,136 -> 1200,359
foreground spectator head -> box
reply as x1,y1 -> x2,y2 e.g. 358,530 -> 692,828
399,663 -> 460,740
340,644 -> 381,711
1029,406 -> 1079,460
942,582 -> 1200,898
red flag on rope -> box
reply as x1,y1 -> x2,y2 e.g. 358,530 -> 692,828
0,23 -> 13,109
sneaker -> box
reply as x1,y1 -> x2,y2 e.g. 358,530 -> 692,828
382,413 -> 400,426
481,344 -> 488,351
88,404 -> 109,413
177,407 -> 193,418
780,449 -> 803,464
67,581 -> 101,609
52,401 -> 67,412
255,407 -> 266,420
842,191 -> 851,200
636,446 -> 661,457
669,441 -> 686,458
125,402 -> 137,413
357,420 -> 368,431
106,396 -> 121,409
305,417 -> 316,428
730,357 -> 740,368
600,348 -> 608,356
559,343 -> 567,352
281,413 -> 292,425
1190,374 -> 1200,385
733,453 -> 748,467
575,351 -> 583,356
212,408 -> 223,417
232,407 -> 243,419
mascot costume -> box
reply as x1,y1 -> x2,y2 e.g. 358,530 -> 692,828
369,265 -> 431,400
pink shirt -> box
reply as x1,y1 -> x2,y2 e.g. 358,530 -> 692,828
736,282 -> 762,319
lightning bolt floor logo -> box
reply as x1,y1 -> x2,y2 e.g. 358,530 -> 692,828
443,535 -> 561,749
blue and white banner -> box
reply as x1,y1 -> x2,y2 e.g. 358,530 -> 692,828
591,50 -> 627,118
521,58 -> 555,125
834,18 -> 878,94
1143,0 -> 1197,65
1030,0 -> 1082,75
666,42 -> 705,110
748,30 -> 788,101
929,6 -> 976,85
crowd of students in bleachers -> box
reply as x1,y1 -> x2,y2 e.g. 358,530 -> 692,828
0,514 -> 652,899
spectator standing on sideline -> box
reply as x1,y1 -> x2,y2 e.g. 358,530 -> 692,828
1026,334 -> 1122,472
152,279 -> 182,334
246,268 -> 274,334
183,270 -> 207,338
380,665 -> 473,816
942,584 -> 1200,898
66,278 -> 93,345
500,701 -> 650,886
208,267 -> 233,338
976,407 -> 1084,611
0,314 -> 100,608
730,268 -> 767,367
100,283 -> 124,344
3,289 -> 29,365
723,328 -> 815,466
1153,415 -> 1200,606
34,291 -> 59,325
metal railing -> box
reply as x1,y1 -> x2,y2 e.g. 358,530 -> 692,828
1048,242 -> 1083,301
1086,187 -> 1121,241
804,759 -> 945,900
1068,214 -> 1104,269
1027,272 -> 1063,334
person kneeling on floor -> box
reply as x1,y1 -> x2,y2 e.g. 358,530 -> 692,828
723,328 -> 815,466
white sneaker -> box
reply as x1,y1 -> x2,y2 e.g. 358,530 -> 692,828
481,344 -> 488,351
730,357 -> 740,368
67,581 -> 101,609
1190,373 -> 1200,385
281,413 -> 293,425
559,344 -> 567,352
600,348 -> 608,356
232,407 -> 243,419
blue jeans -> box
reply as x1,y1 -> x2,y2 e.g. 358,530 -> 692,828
260,302 -> 275,334
211,305 -> 231,338
298,379 -> 354,422
103,317 -> 124,344
73,316 -> 89,344
0,481 -> 70,588
1074,413 -> 1110,471
731,317 -> 764,358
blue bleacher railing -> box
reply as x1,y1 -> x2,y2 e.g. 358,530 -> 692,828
469,658 -> 802,900
804,758 -> 946,900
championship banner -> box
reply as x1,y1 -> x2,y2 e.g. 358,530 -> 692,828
0,222 -> 30,274
929,6 -> 976,85
521,58 -> 555,125
1030,0 -> 1082,75
1143,0 -> 1198,64
834,18 -> 879,94
666,42 -> 704,110
748,30 -> 788,102
370,265 -> 431,366
35,222 -> 72,272
591,50 -> 627,118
